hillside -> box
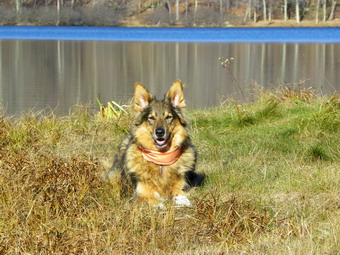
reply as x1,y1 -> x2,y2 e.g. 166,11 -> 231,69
0,0 -> 339,27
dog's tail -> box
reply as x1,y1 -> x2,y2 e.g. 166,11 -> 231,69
185,171 -> 205,187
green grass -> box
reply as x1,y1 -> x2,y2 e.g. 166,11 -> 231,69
0,92 -> 339,254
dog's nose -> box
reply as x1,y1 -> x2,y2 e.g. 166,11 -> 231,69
155,127 -> 165,137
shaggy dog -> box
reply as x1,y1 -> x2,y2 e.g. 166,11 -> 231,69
107,81 -> 204,207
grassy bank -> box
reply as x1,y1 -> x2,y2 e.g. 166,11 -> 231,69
0,89 -> 339,254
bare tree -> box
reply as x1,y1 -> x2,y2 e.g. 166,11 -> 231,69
263,0 -> 267,21
323,0 -> 326,22
268,0 -> 273,21
296,0 -> 300,23
15,0 -> 21,22
166,0 -> 172,20
329,0 -> 336,20
315,0 -> 320,23
57,0 -> 62,26
194,0 -> 198,23
243,0 -> 252,23
254,0 -> 258,23
284,0 -> 288,21
175,0 -> 179,21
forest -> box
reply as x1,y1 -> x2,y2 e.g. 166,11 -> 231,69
0,0 -> 339,27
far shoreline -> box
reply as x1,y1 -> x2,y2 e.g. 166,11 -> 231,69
121,19 -> 340,28
2,19 -> 340,28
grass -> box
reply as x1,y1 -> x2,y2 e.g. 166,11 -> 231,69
0,90 -> 339,254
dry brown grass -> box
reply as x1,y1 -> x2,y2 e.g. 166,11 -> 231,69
0,93 -> 339,254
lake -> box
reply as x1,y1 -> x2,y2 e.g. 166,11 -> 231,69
0,27 -> 339,115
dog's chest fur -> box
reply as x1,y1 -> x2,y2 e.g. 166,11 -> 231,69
124,143 -> 196,193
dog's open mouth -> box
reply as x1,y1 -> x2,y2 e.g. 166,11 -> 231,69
155,138 -> 166,147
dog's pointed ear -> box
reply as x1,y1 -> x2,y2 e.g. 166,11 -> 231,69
134,83 -> 152,112
166,80 -> 186,109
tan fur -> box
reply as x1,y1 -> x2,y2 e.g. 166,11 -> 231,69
125,144 -> 196,204
108,81 -> 201,207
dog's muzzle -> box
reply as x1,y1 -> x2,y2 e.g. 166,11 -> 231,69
154,127 -> 167,147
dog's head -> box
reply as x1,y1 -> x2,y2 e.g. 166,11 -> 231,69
132,80 -> 188,152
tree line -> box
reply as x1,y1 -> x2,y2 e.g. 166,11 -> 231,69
0,0 -> 338,26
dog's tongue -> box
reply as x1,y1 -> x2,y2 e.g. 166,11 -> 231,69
156,139 -> 165,146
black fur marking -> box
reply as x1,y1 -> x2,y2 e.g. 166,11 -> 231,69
134,106 -> 152,126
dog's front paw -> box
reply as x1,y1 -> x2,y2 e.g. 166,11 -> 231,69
174,195 -> 191,207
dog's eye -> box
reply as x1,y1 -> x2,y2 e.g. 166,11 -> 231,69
166,115 -> 173,120
148,116 -> 155,121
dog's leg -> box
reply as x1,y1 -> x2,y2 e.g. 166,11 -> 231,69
171,179 -> 191,207
136,182 -> 164,208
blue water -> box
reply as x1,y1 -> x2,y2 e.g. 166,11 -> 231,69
0,26 -> 340,43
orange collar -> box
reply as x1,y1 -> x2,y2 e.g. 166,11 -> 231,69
138,146 -> 182,166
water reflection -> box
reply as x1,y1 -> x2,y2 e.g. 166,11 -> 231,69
0,40 -> 339,115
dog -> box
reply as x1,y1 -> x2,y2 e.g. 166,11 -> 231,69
107,80 -> 204,208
